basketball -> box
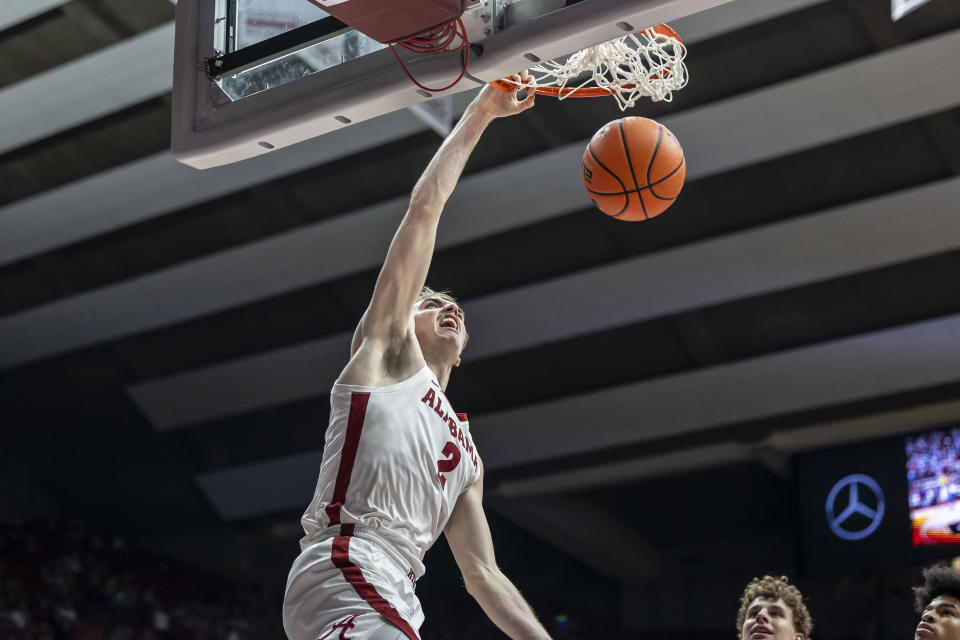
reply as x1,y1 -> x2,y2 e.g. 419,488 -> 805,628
581,117 -> 686,221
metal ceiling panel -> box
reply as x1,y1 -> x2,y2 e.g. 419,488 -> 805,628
0,24 -> 175,155
498,399 -> 960,497
128,177 -> 960,429
479,313 -> 960,469
0,0 -> 70,32
131,332 -> 350,429
3,31 -> 958,370
0,107 -> 435,266
195,449 -> 324,521
673,0 -> 827,42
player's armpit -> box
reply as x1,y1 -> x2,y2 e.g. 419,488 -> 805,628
349,310 -> 368,358
444,474 -> 552,640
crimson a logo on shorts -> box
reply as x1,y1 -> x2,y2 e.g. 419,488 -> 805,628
317,614 -> 360,640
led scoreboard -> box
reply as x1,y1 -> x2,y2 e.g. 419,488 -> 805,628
906,428 -> 960,546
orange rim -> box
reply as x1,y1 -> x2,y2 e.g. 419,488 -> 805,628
491,23 -> 683,98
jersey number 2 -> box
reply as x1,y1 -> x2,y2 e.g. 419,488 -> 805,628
436,442 -> 462,489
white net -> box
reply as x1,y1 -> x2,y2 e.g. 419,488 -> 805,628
512,26 -> 688,110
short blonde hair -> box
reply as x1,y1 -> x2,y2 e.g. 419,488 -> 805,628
736,575 -> 812,639
418,286 -> 459,305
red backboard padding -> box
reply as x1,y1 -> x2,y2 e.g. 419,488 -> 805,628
306,0 -> 465,44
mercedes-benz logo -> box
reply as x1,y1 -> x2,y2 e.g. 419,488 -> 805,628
825,473 -> 885,541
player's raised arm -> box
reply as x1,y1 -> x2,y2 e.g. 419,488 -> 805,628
352,76 -> 535,352
444,468 -> 552,640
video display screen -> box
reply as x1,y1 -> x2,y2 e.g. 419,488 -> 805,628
907,428 -> 960,546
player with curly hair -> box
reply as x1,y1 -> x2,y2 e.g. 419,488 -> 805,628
913,565 -> 960,640
736,575 -> 812,640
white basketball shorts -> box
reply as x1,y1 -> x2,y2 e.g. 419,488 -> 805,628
283,524 -> 424,640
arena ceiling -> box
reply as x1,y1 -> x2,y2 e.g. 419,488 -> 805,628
2,0 -> 960,626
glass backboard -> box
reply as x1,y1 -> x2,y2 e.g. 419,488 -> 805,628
234,0 -> 330,50
172,0 -> 733,169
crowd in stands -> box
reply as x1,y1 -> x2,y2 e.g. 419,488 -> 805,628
0,518 -> 278,640
907,429 -> 960,509
0,517 -> 634,640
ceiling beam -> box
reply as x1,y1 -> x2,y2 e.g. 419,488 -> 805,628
0,0 -> 69,32
195,312 -> 960,520
0,107 -> 442,267
196,450 -> 324,521
487,495 -> 661,580
842,0 -> 960,174
496,442 -> 750,498
0,23 -> 175,154
127,176 -> 960,429
3,31 -> 959,370
675,0 -> 827,42
496,397 -> 960,497
478,313 -> 960,469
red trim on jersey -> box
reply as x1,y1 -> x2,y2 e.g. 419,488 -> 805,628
324,392 -> 371,525
434,385 -> 464,422
331,535 -> 419,640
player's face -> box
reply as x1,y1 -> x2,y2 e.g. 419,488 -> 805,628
740,597 -> 802,640
414,297 -> 467,355
917,595 -> 960,640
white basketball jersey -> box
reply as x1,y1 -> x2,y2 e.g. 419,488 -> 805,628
300,366 -> 482,579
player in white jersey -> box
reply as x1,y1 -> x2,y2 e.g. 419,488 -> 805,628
283,74 -> 552,640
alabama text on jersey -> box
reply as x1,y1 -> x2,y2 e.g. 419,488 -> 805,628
300,366 -> 482,580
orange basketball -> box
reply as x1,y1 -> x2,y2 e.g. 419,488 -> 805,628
581,117 -> 686,221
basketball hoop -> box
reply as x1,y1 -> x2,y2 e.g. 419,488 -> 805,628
491,24 -> 687,110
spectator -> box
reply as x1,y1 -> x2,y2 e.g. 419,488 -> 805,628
736,575 -> 813,640
913,565 -> 960,640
